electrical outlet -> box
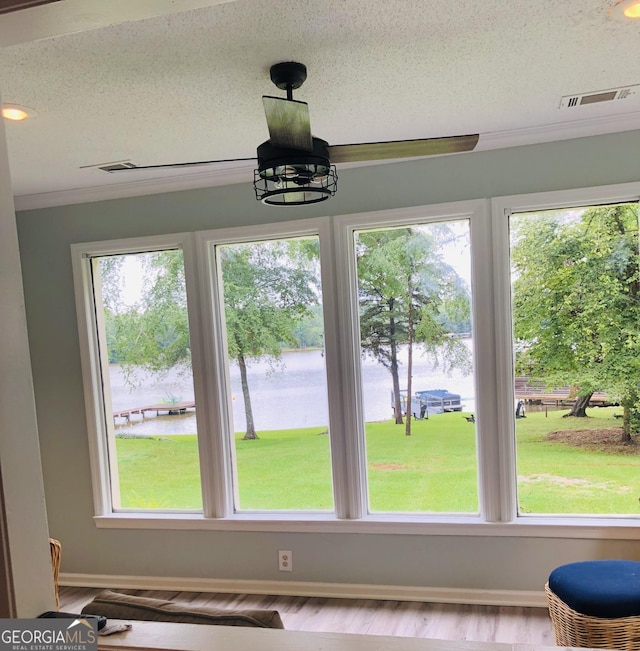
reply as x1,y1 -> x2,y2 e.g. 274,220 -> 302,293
278,549 -> 292,572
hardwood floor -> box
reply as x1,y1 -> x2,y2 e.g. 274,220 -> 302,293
59,586 -> 556,645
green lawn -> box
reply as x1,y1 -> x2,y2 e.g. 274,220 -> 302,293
515,408 -> 640,515
115,407 -> 640,515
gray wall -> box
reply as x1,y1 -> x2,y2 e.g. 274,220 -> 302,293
16,131 -> 640,594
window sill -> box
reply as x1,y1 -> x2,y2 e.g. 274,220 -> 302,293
94,512 -> 640,539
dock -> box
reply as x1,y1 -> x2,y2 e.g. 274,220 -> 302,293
514,377 -> 611,407
113,401 -> 195,422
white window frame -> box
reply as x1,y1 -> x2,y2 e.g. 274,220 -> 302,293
71,233 -> 208,516
492,181 -> 640,525
194,217 -> 347,518
71,184 -> 640,540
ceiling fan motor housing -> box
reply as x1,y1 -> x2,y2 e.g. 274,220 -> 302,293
254,138 -> 337,205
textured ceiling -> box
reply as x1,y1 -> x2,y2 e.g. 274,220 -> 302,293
0,0 -> 639,205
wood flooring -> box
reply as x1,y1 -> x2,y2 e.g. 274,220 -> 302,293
59,586 -> 556,645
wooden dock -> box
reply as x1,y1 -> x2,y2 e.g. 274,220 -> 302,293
514,377 -> 611,406
113,401 -> 195,422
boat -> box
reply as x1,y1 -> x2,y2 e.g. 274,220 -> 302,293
392,389 -> 462,419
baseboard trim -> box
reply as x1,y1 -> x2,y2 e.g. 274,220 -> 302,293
59,573 -> 547,608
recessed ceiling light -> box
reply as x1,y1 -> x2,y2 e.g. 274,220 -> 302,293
611,0 -> 640,19
1,104 -> 36,121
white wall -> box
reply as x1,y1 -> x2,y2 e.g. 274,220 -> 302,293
15,130 -> 640,603
0,91 -> 56,616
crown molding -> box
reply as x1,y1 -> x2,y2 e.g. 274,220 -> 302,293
14,110 -> 640,212
14,163 -> 254,211
477,109 -> 640,151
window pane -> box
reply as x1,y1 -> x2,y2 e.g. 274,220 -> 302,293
355,220 -> 478,513
92,250 -> 202,510
510,202 -> 640,515
215,236 -> 334,511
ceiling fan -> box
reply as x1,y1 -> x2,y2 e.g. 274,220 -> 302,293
114,62 -> 480,206
0,0 -> 61,14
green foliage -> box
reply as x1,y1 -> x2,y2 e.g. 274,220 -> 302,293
100,250 -> 192,385
100,242 -> 321,440
292,305 -> 324,349
358,227 -> 470,367
219,239 -> 320,439
219,240 -> 318,362
511,203 -> 640,434
356,226 -> 472,427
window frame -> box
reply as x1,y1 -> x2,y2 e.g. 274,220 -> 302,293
194,218 -> 346,518
333,200 -> 491,519
71,233 -> 208,516
492,181 -> 640,523
71,182 -> 640,539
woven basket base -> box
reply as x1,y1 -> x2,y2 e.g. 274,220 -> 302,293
546,583 -> 640,650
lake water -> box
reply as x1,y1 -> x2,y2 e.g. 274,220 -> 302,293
110,343 -> 476,435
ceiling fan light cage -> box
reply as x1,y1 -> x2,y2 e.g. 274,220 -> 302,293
254,165 -> 337,205
254,138 -> 338,206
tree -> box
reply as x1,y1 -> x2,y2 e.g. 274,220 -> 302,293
292,304 -> 325,349
101,242 -> 318,440
511,204 -> 640,440
99,251 -> 192,388
219,239 -> 318,439
356,226 -> 472,434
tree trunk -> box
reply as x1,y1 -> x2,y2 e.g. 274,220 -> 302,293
405,276 -> 414,437
389,304 -> 403,425
620,391 -> 639,444
621,407 -> 632,444
562,392 -> 592,418
238,352 -> 258,440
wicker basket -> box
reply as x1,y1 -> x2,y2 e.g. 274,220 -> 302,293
49,538 -> 61,610
546,583 -> 640,650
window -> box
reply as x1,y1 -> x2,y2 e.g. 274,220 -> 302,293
353,219 -> 478,514
85,245 -> 202,511
72,183 -> 640,532
509,201 -> 640,516
212,235 -> 334,512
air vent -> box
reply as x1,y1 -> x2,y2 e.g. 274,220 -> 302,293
98,162 -> 138,172
79,160 -> 138,173
560,85 -> 639,109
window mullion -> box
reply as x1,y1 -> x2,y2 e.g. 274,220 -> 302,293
330,219 -> 369,519
473,201 -> 517,522
193,234 -> 235,517
490,202 -> 519,522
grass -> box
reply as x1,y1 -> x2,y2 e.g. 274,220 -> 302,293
115,407 -> 640,515
515,408 -> 640,515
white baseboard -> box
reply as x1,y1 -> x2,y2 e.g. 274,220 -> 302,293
59,573 -> 547,608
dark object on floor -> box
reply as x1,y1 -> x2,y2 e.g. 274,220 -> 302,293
463,414 -> 475,423
81,589 -> 284,629
39,610 -> 107,630
546,559 -> 640,648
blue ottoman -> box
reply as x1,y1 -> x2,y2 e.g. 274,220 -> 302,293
546,560 -> 640,649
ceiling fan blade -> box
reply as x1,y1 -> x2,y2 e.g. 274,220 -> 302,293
327,134 -> 480,164
102,156 -> 257,172
263,96 -> 313,151
0,0 -> 61,15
